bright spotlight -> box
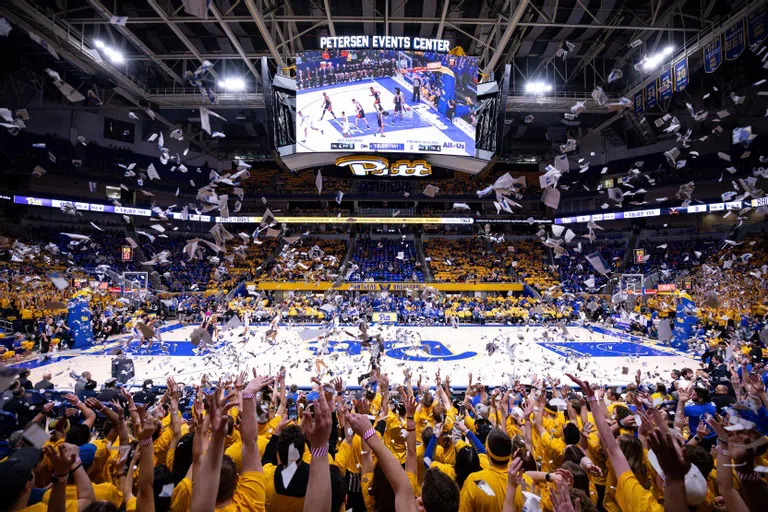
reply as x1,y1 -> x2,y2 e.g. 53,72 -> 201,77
525,82 -> 553,94
642,47 -> 675,70
103,48 -> 124,64
219,77 -> 246,91
94,40 -> 105,49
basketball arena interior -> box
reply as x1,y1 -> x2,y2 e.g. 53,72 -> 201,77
0,1 -> 767,511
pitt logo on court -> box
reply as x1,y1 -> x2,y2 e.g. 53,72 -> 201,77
335,156 -> 432,177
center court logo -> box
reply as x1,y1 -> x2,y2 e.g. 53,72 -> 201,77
335,155 -> 432,177
307,340 -> 476,362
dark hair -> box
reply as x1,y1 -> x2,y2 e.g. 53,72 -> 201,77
330,465 -> 347,512
693,387 -> 710,403
100,419 -> 115,438
217,456 -> 238,503
171,433 -> 195,484
561,461 -> 590,495
421,468 -> 460,512
486,428 -> 512,465
371,464 -> 396,512
81,502 -> 119,512
570,489 -> 596,512
421,426 -> 434,446
656,383 -> 667,394
454,446 -> 481,488
563,423 -> 581,445
66,424 -> 91,446
563,445 -> 586,466
277,425 -> 306,465
681,367 -> 693,376
712,354 -> 723,364
474,420 -> 493,445
684,445 -> 714,477
153,465 -> 173,510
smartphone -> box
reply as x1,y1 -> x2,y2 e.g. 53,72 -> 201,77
627,404 -> 637,413
287,400 -> 298,421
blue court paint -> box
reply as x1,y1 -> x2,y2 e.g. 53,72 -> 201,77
540,341 -> 675,358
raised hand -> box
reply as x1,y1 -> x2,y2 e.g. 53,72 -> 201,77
404,395 -> 417,418
332,377 -> 344,394
507,457 -> 524,488
44,443 -> 77,476
303,387 -> 332,448
565,374 -> 594,398
64,393 -> 80,405
647,427 -> 689,480
85,397 -> 105,412
345,412 -> 374,437
244,374 -> 274,395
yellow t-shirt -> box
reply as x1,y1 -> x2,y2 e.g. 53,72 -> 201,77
458,464 -> 508,512
42,482 -> 123,508
215,471 -> 267,512
171,477 -> 192,512
20,500 -> 77,512
615,470 -> 663,512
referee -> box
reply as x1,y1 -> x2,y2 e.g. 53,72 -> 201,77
412,76 -> 421,102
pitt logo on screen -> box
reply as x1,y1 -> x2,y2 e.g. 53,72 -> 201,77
335,156 -> 432,177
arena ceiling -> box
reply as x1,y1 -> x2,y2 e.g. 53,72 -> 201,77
0,0 -> 762,160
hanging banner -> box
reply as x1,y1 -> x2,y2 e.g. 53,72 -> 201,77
633,90 -> 644,115
724,20 -> 746,60
645,82 -> 657,109
747,4 -> 767,45
703,37 -> 722,73
673,57 -> 688,92
658,69 -> 672,102
67,296 -> 94,349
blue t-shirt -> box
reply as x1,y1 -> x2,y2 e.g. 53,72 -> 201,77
684,402 -> 717,438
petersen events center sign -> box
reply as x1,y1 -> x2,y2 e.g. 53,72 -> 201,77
319,35 -> 451,52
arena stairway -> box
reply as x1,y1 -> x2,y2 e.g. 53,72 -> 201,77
414,237 -> 432,282
339,234 -> 357,279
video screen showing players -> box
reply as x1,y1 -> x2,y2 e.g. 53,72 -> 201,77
295,49 -> 478,157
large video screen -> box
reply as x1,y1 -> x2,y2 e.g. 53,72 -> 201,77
295,49 -> 478,157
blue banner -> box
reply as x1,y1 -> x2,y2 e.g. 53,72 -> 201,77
748,4 -> 767,45
703,37 -> 722,73
658,69 -> 672,102
645,82 -> 657,109
671,294 -> 697,351
67,297 -> 94,348
725,20 -> 746,60
673,58 -> 688,92
633,90 -> 644,115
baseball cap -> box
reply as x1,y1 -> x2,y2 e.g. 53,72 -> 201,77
78,443 -> 97,469
0,447 -> 41,495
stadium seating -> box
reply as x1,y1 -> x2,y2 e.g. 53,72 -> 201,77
347,237 -> 424,282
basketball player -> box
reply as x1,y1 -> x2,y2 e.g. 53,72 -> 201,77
374,105 -> 386,137
298,110 -> 323,143
351,99 -> 370,130
320,92 -> 336,120
369,86 -> 381,109
340,111 -> 351,137
392,87 -> 404,124
265,310 -> 280,345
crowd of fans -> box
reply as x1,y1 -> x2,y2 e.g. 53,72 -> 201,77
266,239 -> 347,282
424,239 -> 515,283
347,237 -> 424,282
1,324 -> 768,512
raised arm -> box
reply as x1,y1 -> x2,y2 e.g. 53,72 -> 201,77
190,386 -> 238,512
242,373 -> 274,472
347,413 -> 418,512
566,374 -> 630,477
136,418 -> 158,512
303,384 -> 333,512
404,395 -> 418,476
65,393 -> 96,428
708,417 -> 750,512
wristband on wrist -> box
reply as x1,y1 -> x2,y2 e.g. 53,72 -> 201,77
545,473 -> 551,482
362,428 -> 376,442
586,396 -> 598,403
242,392 -> 256,399
70,463 -> 83,474
139,438 -> 153,447
311,445 -> 329,458
737,471 -> 762,482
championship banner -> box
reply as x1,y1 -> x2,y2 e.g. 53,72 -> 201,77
633,90 -> 644,115
658,69 -> 672,102
673,58 -> 688,92
703,37 -> 722,73
747,4 -> 767,45
725,20 -> 746,60
67,296 -> 94,349
645,82 -> 657,109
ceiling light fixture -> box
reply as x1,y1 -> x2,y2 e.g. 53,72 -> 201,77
219,77 -> 246,91
524,81 -> 553,94
641,46 -> 674,70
